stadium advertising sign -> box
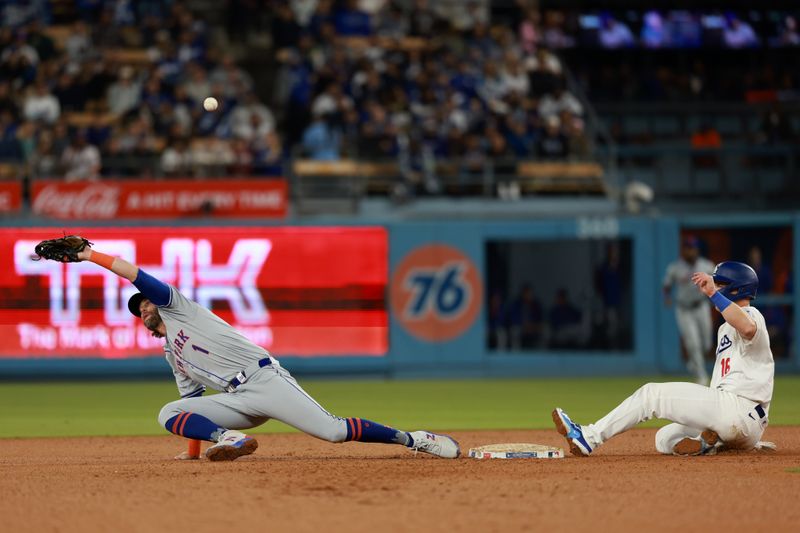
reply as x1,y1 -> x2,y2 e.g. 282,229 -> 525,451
0,227 -> 387,358
31,179 -> 288,219
0,181 -> 22,213
391,244 -> 482,342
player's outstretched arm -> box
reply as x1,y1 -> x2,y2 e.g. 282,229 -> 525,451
77,244 -> 171,307
77,246 -> 138,282
34,234 -> 170,306
692,272 -> 757,340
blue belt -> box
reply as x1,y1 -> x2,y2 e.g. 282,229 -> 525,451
755,404 -> 766,419
226,357 -> 271,393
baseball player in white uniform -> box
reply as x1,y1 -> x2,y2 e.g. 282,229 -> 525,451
62,241 -> 460,461
663,237 -> 716,383
553,261 -> 773,456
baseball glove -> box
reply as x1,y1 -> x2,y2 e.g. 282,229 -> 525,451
33,235 -> 92,262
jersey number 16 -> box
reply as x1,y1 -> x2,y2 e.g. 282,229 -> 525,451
720,357 -> 731,377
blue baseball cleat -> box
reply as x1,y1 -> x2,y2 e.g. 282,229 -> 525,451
552,408 -> 593,457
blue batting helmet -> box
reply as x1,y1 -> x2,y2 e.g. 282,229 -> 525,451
712,261 -> 759,301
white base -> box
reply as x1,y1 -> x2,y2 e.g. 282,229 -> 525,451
468,443 -> 564,459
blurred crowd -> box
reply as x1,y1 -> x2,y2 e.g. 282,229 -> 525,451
268,0 -> 590,194
11,1 -> 796,186
0,0 -> 282,181
572,12 -> 799,50
487,6 -> 800,104
0,0 -> 593,185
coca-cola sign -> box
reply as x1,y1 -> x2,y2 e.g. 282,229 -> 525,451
31,178 -> 287,219
33,183 -> 120,218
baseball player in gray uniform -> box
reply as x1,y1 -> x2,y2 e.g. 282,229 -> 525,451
68,241 -> 460,461
663,237 -> 716,383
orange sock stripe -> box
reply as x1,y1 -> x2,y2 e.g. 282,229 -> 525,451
88,250 -> 115,270
347,418 -> 356,441
178,412 -> 192,436
355,418 -> 363,440
171,412 -> 188,434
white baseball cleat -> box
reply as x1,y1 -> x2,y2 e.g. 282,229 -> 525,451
205,430 -> 259,461
408,431 -> 461,459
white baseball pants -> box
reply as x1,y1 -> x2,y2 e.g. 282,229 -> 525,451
581,382 -> 768,454
675,304 -> 713,383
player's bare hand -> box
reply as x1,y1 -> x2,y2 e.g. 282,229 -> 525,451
691,272 -> 716,296
76,246 -> 92,261
174,451 -> 200,460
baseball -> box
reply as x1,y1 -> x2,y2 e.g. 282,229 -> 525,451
203,97 -> 218,111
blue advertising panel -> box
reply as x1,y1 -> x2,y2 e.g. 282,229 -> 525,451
388,217 -> 662,378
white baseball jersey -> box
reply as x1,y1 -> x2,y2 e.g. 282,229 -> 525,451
664,257 -> 716,306
158,286 -> 273,396
710,305 -> 774,408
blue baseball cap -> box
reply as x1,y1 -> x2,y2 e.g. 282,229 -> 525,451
682,236 -> 700,248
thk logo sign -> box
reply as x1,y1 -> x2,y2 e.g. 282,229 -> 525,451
14,239 -> 271,326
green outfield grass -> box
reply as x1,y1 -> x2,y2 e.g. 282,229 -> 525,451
2,376 -> 799,438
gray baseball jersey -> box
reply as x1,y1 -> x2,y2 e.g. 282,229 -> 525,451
159,285 -> 273,397
156,285 -> 354,447
663,257 -> 716,306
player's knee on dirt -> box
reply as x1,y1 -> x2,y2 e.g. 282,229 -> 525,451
654,426 -> 674,454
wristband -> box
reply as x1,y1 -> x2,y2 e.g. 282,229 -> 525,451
710,291 -> 732,312
88,250 -> 115,270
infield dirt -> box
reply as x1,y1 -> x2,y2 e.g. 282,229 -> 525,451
3,427 -> 799,533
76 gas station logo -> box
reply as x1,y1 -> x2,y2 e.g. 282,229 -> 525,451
403,262 -> 471,320
391,245 -> 482,342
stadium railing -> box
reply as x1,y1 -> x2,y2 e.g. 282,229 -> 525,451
290,157 -> 607,213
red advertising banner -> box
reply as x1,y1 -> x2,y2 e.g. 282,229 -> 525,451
31,179 -> 287,219
0,227 -> 387,358
0,181 -> 22,213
